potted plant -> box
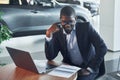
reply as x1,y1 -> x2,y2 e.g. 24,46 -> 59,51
0,11 -> 12,53
0,11 -> 12,66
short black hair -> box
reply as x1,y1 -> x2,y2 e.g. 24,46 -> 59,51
60,6 -> 76,18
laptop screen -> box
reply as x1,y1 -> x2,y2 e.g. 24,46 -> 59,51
6,47 -> 39,73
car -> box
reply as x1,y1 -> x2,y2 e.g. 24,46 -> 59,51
56,0 -> 82,5
57,0 -> 100,16
0,0 -> 92,37
83,0 -> 100,16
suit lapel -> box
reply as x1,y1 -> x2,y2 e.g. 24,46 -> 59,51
76,22 -> 90,64
76,23 -> 86,62
76,23 -> 82,54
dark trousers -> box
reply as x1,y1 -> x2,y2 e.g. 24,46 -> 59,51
77,73 -> 98,80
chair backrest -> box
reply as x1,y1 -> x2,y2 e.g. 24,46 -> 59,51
76,15 -> 88,23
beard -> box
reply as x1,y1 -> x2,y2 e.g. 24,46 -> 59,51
62,24 -> 74,34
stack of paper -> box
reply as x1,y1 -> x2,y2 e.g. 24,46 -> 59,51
48,64 -> 81,78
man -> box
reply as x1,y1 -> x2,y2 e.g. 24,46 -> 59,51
45,6 -> 107,80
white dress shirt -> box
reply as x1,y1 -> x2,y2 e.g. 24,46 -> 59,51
63,25 -> 83,66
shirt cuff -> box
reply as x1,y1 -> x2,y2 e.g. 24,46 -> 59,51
45,36 -> 52,42
87,67 -> 93,73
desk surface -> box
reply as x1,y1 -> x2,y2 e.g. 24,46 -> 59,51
0,61 -> 76,80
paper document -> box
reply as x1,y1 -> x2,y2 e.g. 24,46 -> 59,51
48,64 -> 81,78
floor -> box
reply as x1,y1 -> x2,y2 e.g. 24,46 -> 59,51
0,35 -> 63,64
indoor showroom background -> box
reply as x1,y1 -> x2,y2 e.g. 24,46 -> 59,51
0,0 -> 120,79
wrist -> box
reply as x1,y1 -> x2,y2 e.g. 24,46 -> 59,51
46,36 -> 52,41
87,67 -> 93,73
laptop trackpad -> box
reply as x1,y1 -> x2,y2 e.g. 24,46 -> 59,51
33,60 -> 57,73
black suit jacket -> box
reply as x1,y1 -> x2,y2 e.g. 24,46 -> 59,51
45,22 -> 107,73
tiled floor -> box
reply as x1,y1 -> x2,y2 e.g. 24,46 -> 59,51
0,35 -> 120,80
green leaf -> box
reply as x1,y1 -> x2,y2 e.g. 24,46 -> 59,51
0,11 -> 13,45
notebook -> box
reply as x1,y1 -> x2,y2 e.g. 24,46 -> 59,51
6,47 -> 57,74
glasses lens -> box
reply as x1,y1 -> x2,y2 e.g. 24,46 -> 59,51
62,20 -> 75,25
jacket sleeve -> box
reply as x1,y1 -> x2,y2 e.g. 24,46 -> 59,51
45,34 -> 60,61
88,23 -> 107,72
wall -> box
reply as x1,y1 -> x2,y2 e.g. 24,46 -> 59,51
100,0 -> 120,51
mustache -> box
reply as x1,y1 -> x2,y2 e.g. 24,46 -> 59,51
62,24 -> 74,34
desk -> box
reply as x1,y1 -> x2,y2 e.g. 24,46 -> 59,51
0,61 -> 76,80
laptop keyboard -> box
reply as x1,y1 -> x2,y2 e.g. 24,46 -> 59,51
33,60 -> 57,73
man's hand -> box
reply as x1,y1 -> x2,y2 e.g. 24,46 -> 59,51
46,23 -> 60,38
78,69 -> 91,76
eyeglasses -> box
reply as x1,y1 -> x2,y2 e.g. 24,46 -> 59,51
61,20 -> 75,25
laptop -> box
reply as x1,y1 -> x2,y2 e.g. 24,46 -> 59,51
6,47 -> 57,74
